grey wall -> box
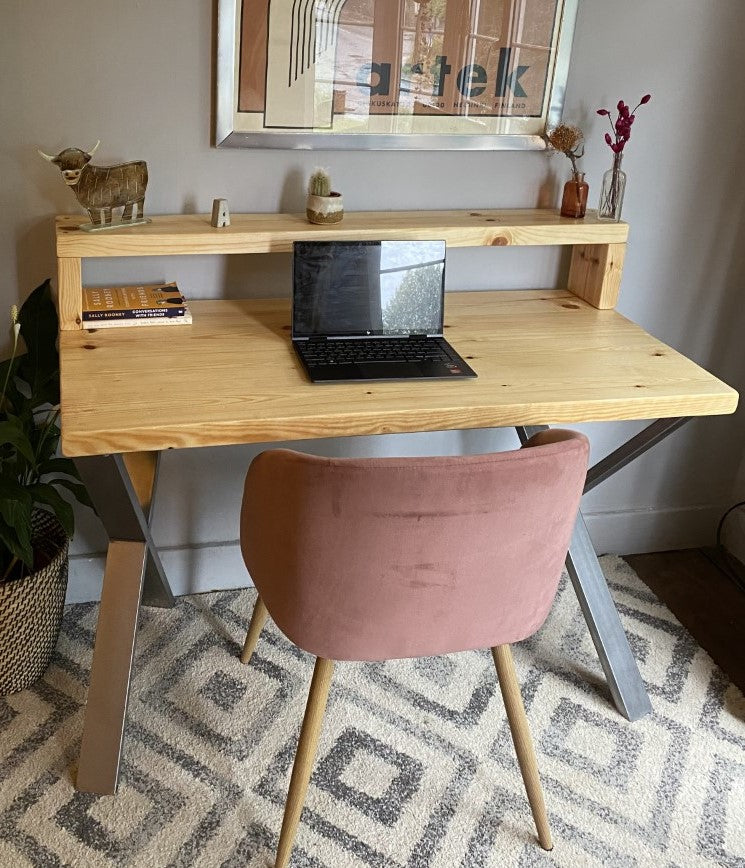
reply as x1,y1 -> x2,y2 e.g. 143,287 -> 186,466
2,1 -> 744,602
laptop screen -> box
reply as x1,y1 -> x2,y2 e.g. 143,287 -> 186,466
292,240 -> 446,338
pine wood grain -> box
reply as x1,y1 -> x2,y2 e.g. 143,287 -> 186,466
54,210 -> 629,332
121,452 -> 158,514
57,256 -> 82,330
58,290 -> 738,457
55,210 -> 629,257
568,243 -> 626,309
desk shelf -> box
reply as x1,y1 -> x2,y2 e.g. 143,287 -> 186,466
55,209 -> 629,330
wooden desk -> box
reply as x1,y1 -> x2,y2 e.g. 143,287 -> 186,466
55,210 -> 737,795
60,291 -> 734,454
60,290 -> 737,796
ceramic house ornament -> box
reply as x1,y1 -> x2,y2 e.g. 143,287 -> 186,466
39,141 -> 149,231
211,198 -> 231,227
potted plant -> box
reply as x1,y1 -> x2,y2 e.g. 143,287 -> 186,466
0,279 -> 93,694
306,168 -> 344,225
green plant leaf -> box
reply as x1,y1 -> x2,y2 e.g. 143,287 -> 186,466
0,476 -> 32,524
27,483 -> 74,538
0,355 -> 22,411
0,517 -> 19,578
36,447 -> 94,512
0,417 -> 36,465
54,478 -> 95,511
0,503 -> 33,573
41,457 -> 80,478
34,416 -> 61,466
0,357 -> 11,392
1,389 -> 32,430
16,279 -> 60,407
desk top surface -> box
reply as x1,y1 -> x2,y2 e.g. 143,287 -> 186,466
59,290 -> 738,457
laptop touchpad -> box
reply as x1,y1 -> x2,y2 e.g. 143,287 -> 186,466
358,362 -> 423,379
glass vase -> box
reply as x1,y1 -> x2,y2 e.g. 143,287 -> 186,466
560,171 -> 588,218
598,153 -> 626,221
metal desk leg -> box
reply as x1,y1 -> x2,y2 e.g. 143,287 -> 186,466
121,452 -> 173,607
516,420 -> 689,721
75,540 -> 147,794
565,513 -> 651,720
73,452 -> 174,794
583,418 -> 689,495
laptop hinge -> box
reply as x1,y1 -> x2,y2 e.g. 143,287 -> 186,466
308,336 -> 327,342
408,334 -> 428,340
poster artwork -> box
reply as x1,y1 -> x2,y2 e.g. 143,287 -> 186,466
236,0 -> 562,137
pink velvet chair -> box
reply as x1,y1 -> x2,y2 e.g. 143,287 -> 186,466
239,429 -> 589,867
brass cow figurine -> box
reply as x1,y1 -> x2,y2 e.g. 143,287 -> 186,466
39,141 -> 148,227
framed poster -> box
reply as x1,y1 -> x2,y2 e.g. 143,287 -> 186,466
216,0 -> 578,150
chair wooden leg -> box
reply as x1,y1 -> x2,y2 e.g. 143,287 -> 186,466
275,657 -> 334,868
240,594 -> 269,664
492,644 -> 553,851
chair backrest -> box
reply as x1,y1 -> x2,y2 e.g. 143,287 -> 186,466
240,430 -> 588,661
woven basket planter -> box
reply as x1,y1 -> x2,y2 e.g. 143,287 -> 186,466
0,511 -> 69,695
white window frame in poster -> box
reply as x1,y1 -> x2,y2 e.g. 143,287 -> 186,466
216,0 -> 579,150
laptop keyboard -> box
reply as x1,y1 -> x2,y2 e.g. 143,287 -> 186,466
298,338 -> 454,366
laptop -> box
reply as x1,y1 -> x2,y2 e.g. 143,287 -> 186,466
292,240 -> 477,383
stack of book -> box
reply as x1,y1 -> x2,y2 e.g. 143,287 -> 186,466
82,282 -> 192,328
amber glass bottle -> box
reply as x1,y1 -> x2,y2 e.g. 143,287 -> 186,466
560,172 -> 589,218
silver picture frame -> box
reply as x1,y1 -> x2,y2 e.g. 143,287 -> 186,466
216,0 -> 579,151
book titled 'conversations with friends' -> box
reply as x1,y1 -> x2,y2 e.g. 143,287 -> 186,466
82,282 -> 192,328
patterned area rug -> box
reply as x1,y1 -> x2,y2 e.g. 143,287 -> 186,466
1,557 -> 744,868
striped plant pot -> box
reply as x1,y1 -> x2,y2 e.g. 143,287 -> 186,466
0,511 -> 69,694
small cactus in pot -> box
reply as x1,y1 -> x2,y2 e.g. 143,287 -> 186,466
306,168 -> 344,224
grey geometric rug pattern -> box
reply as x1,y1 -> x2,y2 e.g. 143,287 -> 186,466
1,556 -> 744,868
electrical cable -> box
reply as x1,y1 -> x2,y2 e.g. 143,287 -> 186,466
715,499 -> 745,548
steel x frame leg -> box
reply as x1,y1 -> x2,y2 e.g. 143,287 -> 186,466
517,419 -> 689,721
73,451 -> 174,794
